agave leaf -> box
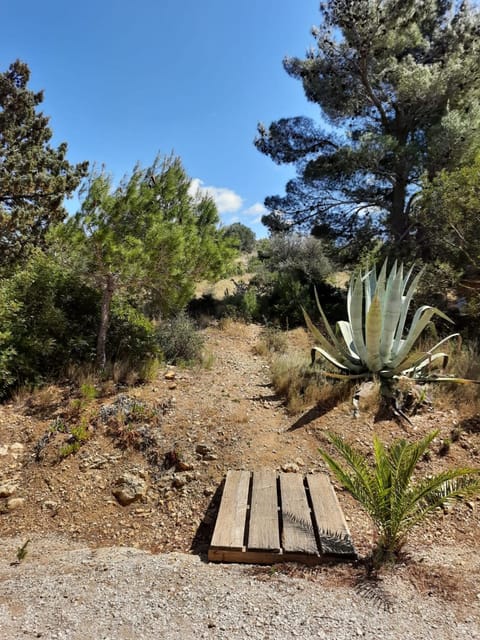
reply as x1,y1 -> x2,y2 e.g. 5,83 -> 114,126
347,273 -> 354,322
398,351 -> 449,376
303,307 -> 362,371
349,273 -> 368,363
322,371 -> 372,380
302,307 -> 340,354
365,294 -> 383,371
365,267 -> 375,315
313,288 -> 353,362
379,265 -> 404,362
337,320 -> 361,362
374,259 -> 389,311
394,333 -> 460,374
392,267 -> 425,352
390,306 -> 453,369
311,345 -> 362,373
414,375 -> 480,384
426,333 -> 461,353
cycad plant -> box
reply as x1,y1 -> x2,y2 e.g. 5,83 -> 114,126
319,430 -> 480,564
303,260 -> 473,403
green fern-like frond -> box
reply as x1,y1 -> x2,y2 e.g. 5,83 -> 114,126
319,431 -> 480,562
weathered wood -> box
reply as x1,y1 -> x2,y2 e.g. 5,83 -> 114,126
279,473 -> 318,555
210,470 -> 251,550
307,473 -> 355,557
208,471 -> 356,564
208,548 -> 325,566
248,470 -> 280,552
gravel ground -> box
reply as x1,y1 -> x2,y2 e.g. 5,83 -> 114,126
1,538 -> 479,640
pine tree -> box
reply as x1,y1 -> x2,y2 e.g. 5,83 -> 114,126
60,154 -> 235,368
0,60 -> 88,268
255,1 -> 480,254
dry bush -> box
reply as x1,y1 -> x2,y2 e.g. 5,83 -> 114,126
12,384 -> 65,416
270,352 -> 352,414
217,317 -> 249,334
428,340 -> 480,412
253,326 -> 288,356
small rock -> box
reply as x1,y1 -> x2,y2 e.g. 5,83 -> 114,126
281,463 -> 300,473
0,445 -> 9,456
172,475 -> 187,488
43,500 -> 58,511
112,472 -> 148,506
295,458 -> 305,467
10,442 -> 24,453
6,497 -> 25,510
0,482 -> 17,498
164,371 -> 176,380
204,453 -> 218,461
176,459 -> 195,472
196,443 -> 213,456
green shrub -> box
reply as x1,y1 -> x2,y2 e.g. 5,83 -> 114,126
320,430 -> 480,564
0,251 -> 99,396
107,299 -> 160,367
157,311 -> 204,364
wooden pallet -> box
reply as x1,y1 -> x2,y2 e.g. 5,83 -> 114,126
208,470 -> 357,564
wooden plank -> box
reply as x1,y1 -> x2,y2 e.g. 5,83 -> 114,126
248,470 -> 280,552
208,548 -> 324,566
210,470 -> 251,550
307,473 -> 356,557
279,473 -> 318,555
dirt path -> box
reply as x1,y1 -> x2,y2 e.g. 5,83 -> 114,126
1,321 -> 480,638
0,322 -> 327,556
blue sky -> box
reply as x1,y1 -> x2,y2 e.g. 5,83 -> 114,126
1,1 -> 322,238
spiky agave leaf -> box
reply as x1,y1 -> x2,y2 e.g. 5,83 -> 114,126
304,260 -> 478,392
365,293 -> 383,372
389,305 -> 454,369
379,264 -> 404,362
348,272 -> 369,364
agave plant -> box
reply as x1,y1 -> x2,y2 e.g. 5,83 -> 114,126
319,430 -> 480,563
304,260 -> 462,385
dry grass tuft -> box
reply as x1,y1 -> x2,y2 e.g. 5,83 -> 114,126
429,340 -> 480,412
270,352 -> 352,414
12,384 -> 64,415
252,327 -> 288,356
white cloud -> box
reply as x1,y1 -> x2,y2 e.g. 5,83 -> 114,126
244,202 -> 267,216
189,178 -> 243,214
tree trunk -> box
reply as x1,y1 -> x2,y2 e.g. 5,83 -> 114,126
390,174 -> 409,247
96,273 -> 115,369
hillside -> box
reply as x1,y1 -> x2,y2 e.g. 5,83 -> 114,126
1,321 -> 479,638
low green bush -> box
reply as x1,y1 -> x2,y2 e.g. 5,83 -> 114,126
157,311 -> 204,364
0,251 -> 99,396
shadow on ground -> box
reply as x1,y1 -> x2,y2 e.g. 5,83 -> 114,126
190,479 -> 225,560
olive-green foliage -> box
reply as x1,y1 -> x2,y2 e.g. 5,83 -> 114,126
107,299 -> 160,367
222,222 -> 256,253
0,251 -> 99,396
0,60 -> 88,270
415,155 -> 480,272
320,430 -> 480,564
223,233 -> 341,327
157,311 -> 204,364
0,252 -> 165,396
255,2 -> 480,251
60,153 -> 235,366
